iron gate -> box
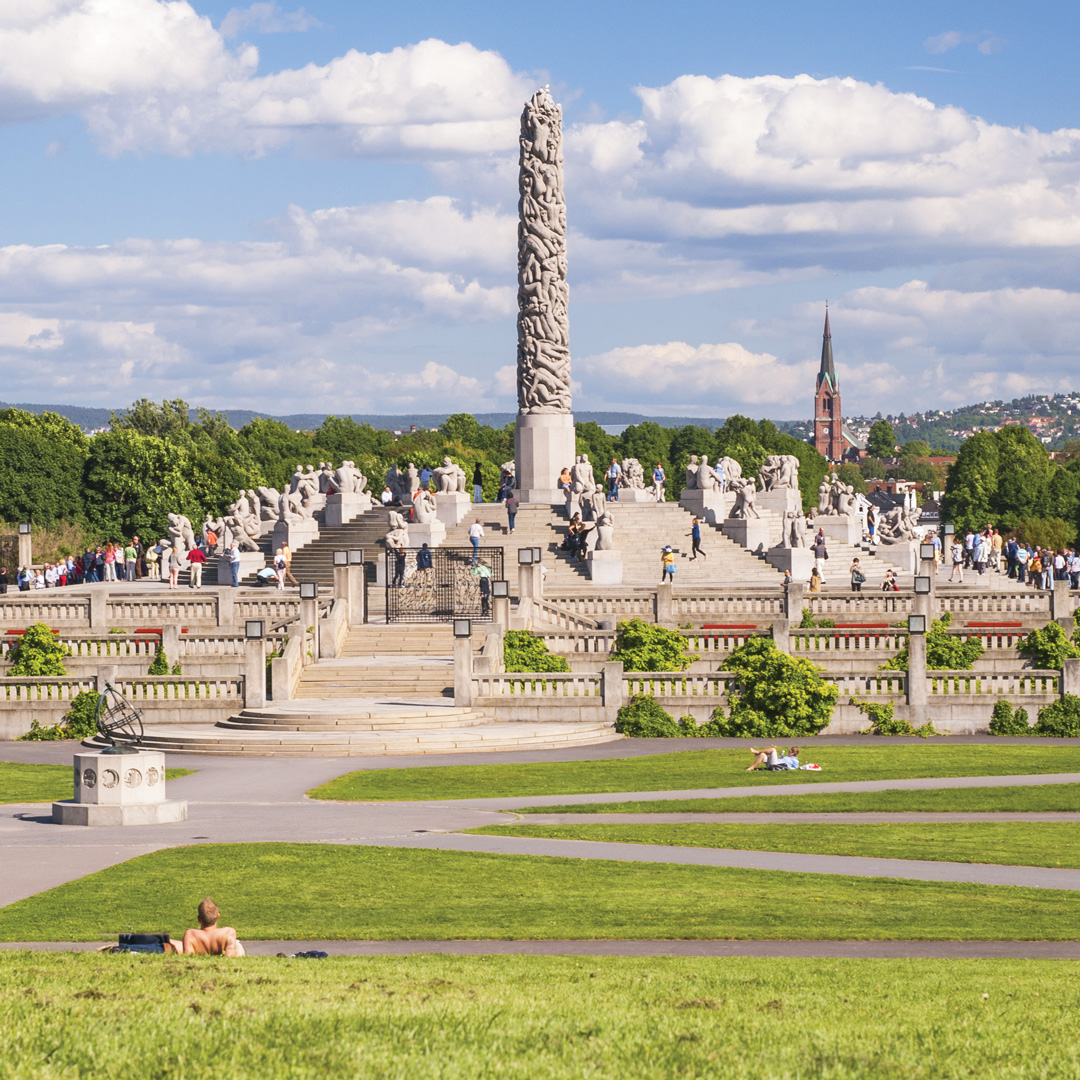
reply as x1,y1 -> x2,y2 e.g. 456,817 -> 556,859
385,545 -> 504,623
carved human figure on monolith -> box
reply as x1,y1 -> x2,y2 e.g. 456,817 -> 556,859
433,456 -> 467,494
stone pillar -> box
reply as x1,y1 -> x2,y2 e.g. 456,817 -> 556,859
89,590 -> 108,631
518,562 -> 543,602
216,587 -> 235,629
97,665 -> 119,693
493,595 -> 511,629
161,625 -> 180,668
300,597 -> 319,662
655,582 -> 673,626
270,653 -> 292,701
600,660 -> 624,721
513,88 -> 575,505
454,634 -> 474,707
1062,658 -> 1080,698
1052,580 -> 1074,635
17,531 -> 31,570
333,566 -> 367,627
244,638 -> 266,709
906,630 -> 928,727
915,551 -> 936,626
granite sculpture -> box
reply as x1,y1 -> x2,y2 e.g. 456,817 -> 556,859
433,456 -> 467,494
758,454 -> 800,492
729,478 -> 760,519
385,510 -> 410,550
876,504 -> 920,545
618,458 -> 645,490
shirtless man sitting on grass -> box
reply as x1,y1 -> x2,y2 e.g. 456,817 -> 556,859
746,746 -> 800,772
181,897 -> 245,956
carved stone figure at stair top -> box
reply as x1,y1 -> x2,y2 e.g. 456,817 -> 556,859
876,504 -> 919,545
333,460 -> 368,496
256,487 -> 281,521
619,458 -> 645,490
587,485 -> 606,522
223,493 -> 260,551
777,510 -> 796,548
318,462 -> 335,494
164,513 -> 196,555
696,454 -> 721,493
791,510 -> 808,548
385,510 -> 410,549
685,455 -> 700,491
433,456 -> 467,494
729,477 -> 760,519
837,483 -> 858,517
818,476 -> 832,513
572,453 -> 596,493
202,514 -> 225,553
716,456 -> 742,487
405,462 -> 420,497
759,454 -> 800,492
289,465 -> 319,499
501,460 -> 516,480
595,509 -> 615,550
412,489 -> 438,524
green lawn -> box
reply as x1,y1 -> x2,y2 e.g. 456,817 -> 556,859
308,745 -> 1080,802
1,954 -> 1076,1080
1,843 -> 1077,942
468,821 -> 1080,869
0,761 -> 192,803
519,783 -> 1080,814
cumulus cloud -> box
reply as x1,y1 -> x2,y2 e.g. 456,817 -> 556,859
220,3 -> 321,38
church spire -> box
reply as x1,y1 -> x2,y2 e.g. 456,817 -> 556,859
817,304 -> 836,392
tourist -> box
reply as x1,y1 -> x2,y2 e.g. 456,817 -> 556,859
132,535 -> 144,578
564,514 -> 585,561
746,746 -> 800,772
0,566 -> 9,594
1054,550 -> 1067,582
181,898 -> 244,957
103,542 -> 117,582
882,568 -> 899,592
82,547 -> 96,583
808,566 -> 822,594
963,529 -> 976,569
607,457 -> 621,501
124,540 -> 137,582
167,545 -> 183,589
479,574 -> 491,617
468,518 -> 484,565
949,539 -> 964,583
1069,550 -> 1080,590
381,485 -> 393,506
419,464 -> 433,491
227,541 -> 241,587
930,530 -> 942,568
94,546 -> 106,581
991,529 -> 1003,572
281,541 -> 298,586
32,569 -> 45,589
974,532 -> 990,575
17,566 -> 30,591
393,543 -> 406,586
145,542 -> 160,581
473,462 -> 484,504
812,529 -> 829,584
781,568 -> 792,594
558,466 -> 572,495
686,516 -> 706,561
416,543 -> 433,571
187,544 -> 207,589
1041,551 -> 1054,591
867,507 -> 876,544
273,547 -> 287,590
660,545 -> 676,584
850,558 -> 865,593
714,457 -> 727,493
652,462 -> 665,502
1015,543 -> 1030,585
505,490 -> 519,535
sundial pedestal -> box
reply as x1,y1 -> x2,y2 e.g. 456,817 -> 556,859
53,749 -> 188,827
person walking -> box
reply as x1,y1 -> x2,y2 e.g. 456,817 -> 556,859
103,543 -> 117,582
124,540 -> 137,582
850,558 -> 865,593
473,462 -> 484,504
505,491 -> 519,535
949,540 -> 964,583
652,463 -> 665,502
281,541 -> 298,586
660,545 -> 677,584
187,544 -> 207,589
167,545 -> 183,589
812,529 -> 828,584
607,458 -> 621,501
686,516 -> 706,560
273,547 -> 287,590
468,518 -> 484,565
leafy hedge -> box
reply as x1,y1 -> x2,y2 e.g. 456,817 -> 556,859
503,631 -> 570,674
609,619 -> 692,673
989,699 -> 1031,736
1018,622 -> 1080,670
883,612 -> 984,672
1032,695 -> 1080,737
18,690 -> 100,742
614,696 -> 727,738
850,699 -> 944,738
7,624 -> 68,677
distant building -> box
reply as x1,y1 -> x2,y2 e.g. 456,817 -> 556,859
812,307 -> 864,463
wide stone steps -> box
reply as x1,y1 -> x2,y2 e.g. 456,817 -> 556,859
221,702 -> 491,731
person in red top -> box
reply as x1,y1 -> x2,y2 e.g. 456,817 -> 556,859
187,545 -> 208,589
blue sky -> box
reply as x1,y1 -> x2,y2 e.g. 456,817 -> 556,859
2,0 -> 1079,419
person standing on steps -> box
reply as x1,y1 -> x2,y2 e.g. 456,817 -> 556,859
468,518 -> 484,565
812,528 -> 829,585
850,558 -> 865,593
473,462 -> 484,504
607,457 -> 621,501
505,491 -> 519,535
686,516 -> 706,560
187,544 -> 207,589
660,546 -> 677,584
281,541 -> 298,586
227,541 -> 241,587
652,462 -> 665,502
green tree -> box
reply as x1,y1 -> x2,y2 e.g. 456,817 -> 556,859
834,464 -> 867,494
942,431 -> 999,532
313,415 -> 390,460
867,420 -> 896,458
1014,517 -> 1076,551
0,423 -> 86,526
236,419 -> 315,490
992,426 -> 1050,529
902,439 -> 931,458
883,613 -> 984,671
575,422 -> 616,471
609,619 -> 692,672
617,422 -> 673,474
0,408 -> 88,452
1047,468 -> 1080,523
110,398 -> 192,440
7,623 -> 68,676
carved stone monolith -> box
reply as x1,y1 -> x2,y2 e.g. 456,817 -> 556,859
514,87 -> 576,503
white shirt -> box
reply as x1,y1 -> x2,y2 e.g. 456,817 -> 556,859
468,523 -> 484,540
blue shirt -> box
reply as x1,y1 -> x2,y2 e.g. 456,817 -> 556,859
774,755 -> 799,770
692,523 -> 701,540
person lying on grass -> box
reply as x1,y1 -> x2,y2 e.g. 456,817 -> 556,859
181,897 -> 245,957
746,746 -> 800,772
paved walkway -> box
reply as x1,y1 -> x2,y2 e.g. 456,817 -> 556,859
3,742 -> 1080,909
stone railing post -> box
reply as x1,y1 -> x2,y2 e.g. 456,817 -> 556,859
97,664 -> 119,692
915,550 -> 936,625
216,588 -> 235,629
89,590 -> 108,631
655,583 -> 673,626
244,638 -> 266,709
18,530 -> 32,570
1062,657 -> 1080,698
906,629 -> 928,726
600,660 -> 624,721
454,634 -> 474,707
161,625 -> 180,666
300,596 -> 319,661
774,582 -> 803,653
1052,580 -> 1074,635
493,595 -> 510,629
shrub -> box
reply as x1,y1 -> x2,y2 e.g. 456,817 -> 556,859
503,631 -> 570,674
798,608 -> 815,629
850,698 -> 945,738
614,695 -> 680,737
705,638 -> 837,738
676,713 -> 728,738
18,689 -> 100,741
148,644 -> 170,675
883,612 -> 984,672
170,661 -> 183,675
7,623 -> 68,676
989,699 -> 1032,736
1018,622 -> 1080,670
1032,695 -> 1080,737
609,619 -> 692,672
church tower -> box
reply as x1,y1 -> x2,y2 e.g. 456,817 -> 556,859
813,306 -> 845,462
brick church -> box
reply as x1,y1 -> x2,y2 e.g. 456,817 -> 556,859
812,307 -> 863,463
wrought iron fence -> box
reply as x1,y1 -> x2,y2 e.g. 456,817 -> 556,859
385,546 -> 504,623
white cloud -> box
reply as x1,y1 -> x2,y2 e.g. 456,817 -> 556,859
924,30 -> 1006,56
220,3 -> 321,39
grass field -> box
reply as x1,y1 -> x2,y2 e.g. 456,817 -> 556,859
308,745 -> 1080,801
1,843 -> 1077,942
0,761 -> 192,803
519,783 -> 1080,814
468,821 -> 1080,868
2,954 -> 1077,1080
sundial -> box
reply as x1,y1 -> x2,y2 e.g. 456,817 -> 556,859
95,682 -> 144,755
